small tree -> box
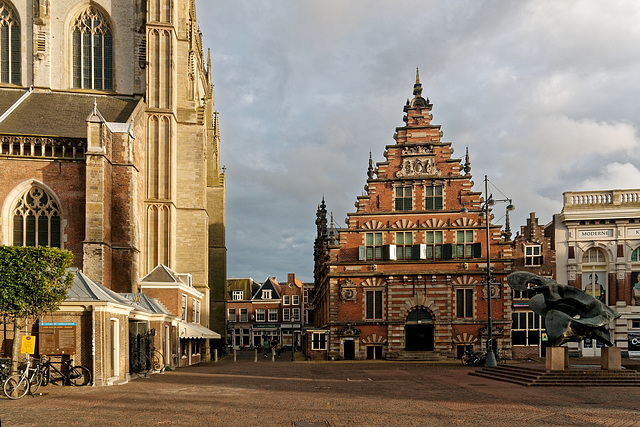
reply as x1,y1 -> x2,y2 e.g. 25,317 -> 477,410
0,246 -> 74,372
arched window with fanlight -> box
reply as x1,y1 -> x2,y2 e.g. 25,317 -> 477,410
0,0 -> 20,85
12,186 -> 61,247
631,247 -> 640,263
71,7 -> 112,90
581,247 -> 607,304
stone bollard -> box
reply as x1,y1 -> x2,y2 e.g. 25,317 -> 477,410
254,348 -> 258,362
214,349 -> 218,362
233,348 -> 236,362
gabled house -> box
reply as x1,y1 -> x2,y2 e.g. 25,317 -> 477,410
251,277 -> 282,348
139,264 -> 220,367
226,278 -> 260,349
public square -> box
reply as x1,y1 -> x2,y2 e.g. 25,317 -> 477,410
1,352 -> 640,427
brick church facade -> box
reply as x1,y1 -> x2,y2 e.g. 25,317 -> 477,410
0,0 -> 225,384
313,72 -> 515,361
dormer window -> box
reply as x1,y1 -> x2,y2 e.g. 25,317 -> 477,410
262,290 -> 272,299
232,290 -> 243,300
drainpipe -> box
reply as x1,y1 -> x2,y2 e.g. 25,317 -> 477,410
90,305 -> 96,386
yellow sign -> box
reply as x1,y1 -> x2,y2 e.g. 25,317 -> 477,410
21,335 -> 36,354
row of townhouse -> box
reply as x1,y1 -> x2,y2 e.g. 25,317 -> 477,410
311,72 -> 640,361
226,274 -> 314,351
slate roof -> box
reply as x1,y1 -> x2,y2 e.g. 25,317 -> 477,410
121,293 -> 172,315
65,270 -> 132,306
0,88 -> 141,138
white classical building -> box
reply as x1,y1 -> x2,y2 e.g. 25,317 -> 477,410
554,189 -> 640,357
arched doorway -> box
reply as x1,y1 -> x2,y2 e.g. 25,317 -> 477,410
405,308 -> 434,351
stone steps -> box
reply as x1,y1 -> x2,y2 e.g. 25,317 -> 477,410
386,351 -> 451,361
469,364 -> 640,387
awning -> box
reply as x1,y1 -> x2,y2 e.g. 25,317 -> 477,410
179,322 -> 221,339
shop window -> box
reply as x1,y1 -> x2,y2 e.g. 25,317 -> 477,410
511,311 -> 543,346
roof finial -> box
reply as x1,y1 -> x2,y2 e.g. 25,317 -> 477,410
464,146 -> 471,175
416,66 -> 420,85
367,152 -> 374,179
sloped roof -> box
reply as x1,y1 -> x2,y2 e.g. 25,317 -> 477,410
121,293 -> 172,315
252,277 -> 281,300
65,270 -> 133,306
0,88 -> 141,138
140,264 -> 190,286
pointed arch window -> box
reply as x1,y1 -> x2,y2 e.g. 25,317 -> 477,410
12,187 -> 61,247
72,7 -> 112,90
0,1 -> 20,84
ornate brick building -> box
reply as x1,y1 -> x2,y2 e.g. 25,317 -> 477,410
0,0 -> 225,383
313,72 -> 515,360
511,212 -> 556,358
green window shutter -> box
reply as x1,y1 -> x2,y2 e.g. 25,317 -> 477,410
473,242 -> 482,258
443,244 -> 453,259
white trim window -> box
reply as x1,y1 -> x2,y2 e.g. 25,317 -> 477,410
181,294 -> 188,321
283,308 -> 291,322
255,309 -> 265,322
292,295 -> 300,305
283,295 -> 290,305
312,332 -> 327,350
262,290 -> 272,299
268,309 -> 278,322
239,308 -> 248,322
292,308 -> 301,322
232,290 -> 243,300
227,308 -> 236,322
525,245 -> 543,266
196,300 -> 201,324
192,298 -> 197,323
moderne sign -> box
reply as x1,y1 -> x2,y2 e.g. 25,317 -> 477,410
578,229 -> 614,239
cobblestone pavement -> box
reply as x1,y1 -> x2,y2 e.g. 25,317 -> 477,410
1,351 -> 640,427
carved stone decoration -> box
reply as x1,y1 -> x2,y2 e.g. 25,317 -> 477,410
478,325 -> 503,337
401,145 -> 434,156
481,283 -> 500,300
338,323 -> 361,337
340,280 -> 357,302
507,271 -> 621,347
396,157 -> 441,178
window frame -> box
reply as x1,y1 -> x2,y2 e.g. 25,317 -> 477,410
227,308 -> 236,322
283,308 -> 291,322
525,245 -> 543,266
283,295 -> 290,305
425,230 -> 443,259
292,295 -> 300,306
0,1 -> 21,85
365,232 -> 383,261
181,294 -> 187,321
239,308 -> 248,322
455,230 -> 475,259
292,308 -> 301,322
366,290 -> 383,320
312,332 -> 327,350
456,288 -> 473,318
232,290 -> 244,300
396,231 -> 413,260
71,7 -> 113,91
395,185 -> 412,211
262,290 -> 272,299
425,185 -> 443,210
268,309 -> 278,322
255,309 -> 265,322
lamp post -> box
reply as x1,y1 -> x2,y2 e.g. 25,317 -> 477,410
480,175 -> 514,367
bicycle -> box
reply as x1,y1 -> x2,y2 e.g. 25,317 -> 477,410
38,355 -> 91,386
3,357 -> 33,399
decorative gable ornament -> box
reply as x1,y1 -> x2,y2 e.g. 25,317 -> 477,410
396,156 -> 440,178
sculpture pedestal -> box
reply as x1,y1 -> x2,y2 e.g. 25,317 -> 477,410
601,347 -> 621,370
546,346 -> 569,371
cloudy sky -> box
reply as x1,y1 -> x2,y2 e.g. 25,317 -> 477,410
196,0 -> 640,283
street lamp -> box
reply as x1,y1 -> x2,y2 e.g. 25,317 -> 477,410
480,175 -> 514,367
